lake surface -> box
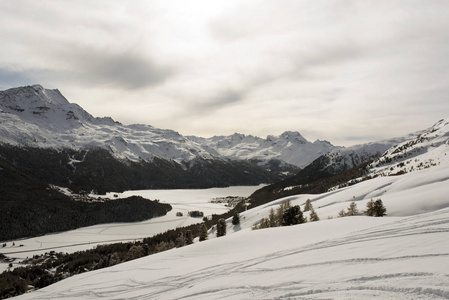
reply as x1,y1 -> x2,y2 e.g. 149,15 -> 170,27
1,185 -> 263,272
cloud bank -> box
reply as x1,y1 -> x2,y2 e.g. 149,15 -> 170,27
1,0 -> 449,146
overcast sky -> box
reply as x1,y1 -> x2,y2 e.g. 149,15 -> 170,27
1,1 -> 449,146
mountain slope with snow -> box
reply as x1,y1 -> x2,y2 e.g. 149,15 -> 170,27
369,118 -> 449,176
189,132 -> 338,168
9,116 -> 449,300
0,85 -> 217,163
16,176 -> 449,299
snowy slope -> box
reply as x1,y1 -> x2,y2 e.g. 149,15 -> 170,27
369,118 -> 449,176
16,208 -> 449,299
15,140 -> 449,299
312,132 -> 422,175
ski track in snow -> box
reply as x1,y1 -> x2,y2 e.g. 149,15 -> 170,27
17,208 -> 449,300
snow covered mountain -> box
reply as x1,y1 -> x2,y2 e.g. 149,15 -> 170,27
189,131 -> 337,168
369,118 -> 449,176
0,85 -> 338,168
248,118 -> 449,207
0,85 -> 217,162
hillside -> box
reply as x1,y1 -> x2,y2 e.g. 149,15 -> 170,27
7,117 -> 449,299
14,164 -> 449,299
247,119 -> 445,207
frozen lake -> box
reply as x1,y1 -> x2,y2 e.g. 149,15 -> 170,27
1,185 -> 263,272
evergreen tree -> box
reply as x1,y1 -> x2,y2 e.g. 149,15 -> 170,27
309,207 -> 319,222
276,199 -> 291,225
304,199 -> 312,212
254,217 -> 269,230
232,211 -> 240,225
216,218 -> 227,237
364,199 -> 375,216
338,209 -> 346,217
268,207 -> 277,227
373,199 -> 387,217
176,232 -> 186,248
199,224 -> 208,241
346,202 -> 358,216
185,230 -> 193,245
282,205 -> 304,226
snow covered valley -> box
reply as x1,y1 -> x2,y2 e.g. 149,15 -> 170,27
11,160 -> 449,299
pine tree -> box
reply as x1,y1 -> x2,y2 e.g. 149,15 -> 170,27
338,209 -> 346,217
346,201 -> 358,216
185,230 -> 193,245
216,218 -> 227,237
268,208 -> 277,227
276,199 -> 291,225
199,224 -> 208,241
309,207 -> 319,222
232,211 -> 240,225
304,199 -> 312,212
282,205 -> 304,226
176,232 -> 186,248
373,199 -> 387,217
364,199 -> 375,216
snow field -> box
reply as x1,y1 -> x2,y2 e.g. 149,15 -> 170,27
12,160 -> 449,299
16,208 -> 449,299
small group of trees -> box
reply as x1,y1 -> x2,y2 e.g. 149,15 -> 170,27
188,211 -> 204,218
364,199 -> 387,217
338,201 -> 359,217
253,199 -> 319,230
214,211 -> 240,238
337,199 -> 386,217
175,230 -> 194,247
304,199 -> 320,222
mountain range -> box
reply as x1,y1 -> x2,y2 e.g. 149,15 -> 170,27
0,85 -> 336,167
0,84 -> 340,192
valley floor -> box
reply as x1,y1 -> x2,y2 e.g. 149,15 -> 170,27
0,186 -> 260,273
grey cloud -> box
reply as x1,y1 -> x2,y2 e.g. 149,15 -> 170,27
188,90 -> 244,116
83,52 -> 173,90
206,90 -> 242,108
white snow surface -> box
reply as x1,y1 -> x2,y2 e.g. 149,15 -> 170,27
14,154 -> 449,299
0,85 -> 340,167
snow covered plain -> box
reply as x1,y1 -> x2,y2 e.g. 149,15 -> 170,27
0,186 -> 261,273
14,161 -> 449,299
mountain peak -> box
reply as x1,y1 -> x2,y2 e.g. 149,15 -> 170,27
0,84 -> 70,108
279,131 -> 307,143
